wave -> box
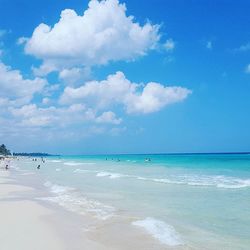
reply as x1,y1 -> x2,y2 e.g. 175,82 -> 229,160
42,181 -> 115,220
96,171 -> 127,179
73,168 -> 93,173
64,161 -> 96,166
146,175 -> 250,189
94,171 -> 250,189
75,167 -> 250,188
73,169 -> 127,179
48,160 -> 62,163
64,162 -> 84,166
132,217 -> 183,246
68,165 -> 250,189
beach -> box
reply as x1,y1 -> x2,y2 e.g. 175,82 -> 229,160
0,169 -> 67,250
0,158 -> 179,250
0,155 -> 249,250
1,0 -> 250,249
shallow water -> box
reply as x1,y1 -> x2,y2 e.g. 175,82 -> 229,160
11,154 -> 250,249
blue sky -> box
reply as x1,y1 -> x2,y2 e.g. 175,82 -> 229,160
0,0 -> 250,154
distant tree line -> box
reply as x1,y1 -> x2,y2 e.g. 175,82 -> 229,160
13,152 -> 53,156
0,144 -> 11,155
0,144 -> 58,156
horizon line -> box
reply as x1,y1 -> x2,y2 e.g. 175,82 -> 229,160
11,151 -> 250,156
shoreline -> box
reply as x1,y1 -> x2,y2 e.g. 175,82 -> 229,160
3,156 -> 248,250
0,159 -> 183,250
0,169 -> 67,250
0,164 -> 110,250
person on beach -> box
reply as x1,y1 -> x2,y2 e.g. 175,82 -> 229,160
37,165 -> 41,169
5,164 -> 8,170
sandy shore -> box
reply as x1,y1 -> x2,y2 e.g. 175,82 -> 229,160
0,169 -> 67,250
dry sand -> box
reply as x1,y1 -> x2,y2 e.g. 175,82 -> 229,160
0,170 -> 66,250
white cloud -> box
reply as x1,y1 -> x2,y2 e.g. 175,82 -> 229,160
59,67 -> 91,86
60,71 -> 137,108
43,84 -> 60,97
60,71 -> 191,114
42,97 -> 50,105
164,39 -> 175,52
0,62 -> 46,107
10,104 -> 91,127
125,82 -> 191,114
17,36 -> 29,45
96,111 -> 122,124
245,64 -> 250,74
23,0 -> 160,74
31,63 -> 57,77
9,103 -> 122,128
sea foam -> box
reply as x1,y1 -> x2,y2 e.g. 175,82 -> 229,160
96,171 -> 127,179
64,162 -> 84,166
64,161 -> 96,166
73,168 -> 92,173
137,175 -> 250,189
42,181 -> 115,220
132,217 -> 183,246
72,166 -> 250,189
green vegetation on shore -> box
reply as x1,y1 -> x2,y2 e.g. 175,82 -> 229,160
0,144 -> 11,155
13,152 -> 53,157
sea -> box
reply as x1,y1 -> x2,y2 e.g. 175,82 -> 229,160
11,153 -> 250,249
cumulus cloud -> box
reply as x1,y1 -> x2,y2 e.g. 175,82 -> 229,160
60,71 -> 191,114
42,97 -> 50,105
9,103 -> 122,127
22,0 -> 160,74
31,63 -> 57,77
125,82 -> 191,114
0,62 -> 46,107
9,103 -> 90,127
164,39 -> 175,52
96,111 -> 122,124
59,67 -> 91,86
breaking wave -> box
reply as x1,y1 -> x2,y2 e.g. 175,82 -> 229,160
41,181 -> 115,220
132,217 -> 183,246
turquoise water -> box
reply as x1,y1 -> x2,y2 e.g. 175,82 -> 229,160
14,154 -> 250,249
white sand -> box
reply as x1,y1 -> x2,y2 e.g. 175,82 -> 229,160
0,170 -> 66,250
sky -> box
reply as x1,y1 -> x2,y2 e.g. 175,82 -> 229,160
0,0 -> 250,154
